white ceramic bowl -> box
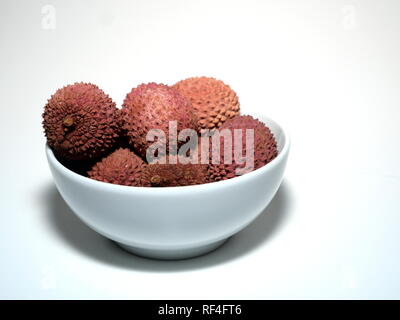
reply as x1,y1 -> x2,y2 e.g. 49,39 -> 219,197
46,115 -> 290,260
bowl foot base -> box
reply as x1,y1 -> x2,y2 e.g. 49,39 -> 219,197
115,238 -> 229,260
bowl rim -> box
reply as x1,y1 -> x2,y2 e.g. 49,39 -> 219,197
46,114 -> 290,194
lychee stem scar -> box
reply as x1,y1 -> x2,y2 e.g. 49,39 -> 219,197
63,116 -> 74,128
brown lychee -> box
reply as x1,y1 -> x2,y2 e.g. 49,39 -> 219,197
88,148 -> 149,186
144,155 -> 208,187
121,83 -> 198,160
42,83 -> 120,161
208,115 -> 278,182
172,77 -> 240,129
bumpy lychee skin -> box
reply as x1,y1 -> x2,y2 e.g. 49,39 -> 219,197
121,83 -> 198,159
172,77 -> 240,129
144,156 -> 208,187
88,148 -> 150,186
208,115 -> 278,182
43,83 -> 120,161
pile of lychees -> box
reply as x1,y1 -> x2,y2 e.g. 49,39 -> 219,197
43,77 -> 278,187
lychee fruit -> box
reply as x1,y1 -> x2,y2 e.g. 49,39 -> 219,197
173,77 -> 240,129
42,83 -> 120,161
144,155 -> 208,187
121,83 -> 198,159
208,115 -> 278,182
88,148 -> 149,186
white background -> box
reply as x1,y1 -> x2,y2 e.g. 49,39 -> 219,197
1,0 -> 399,299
